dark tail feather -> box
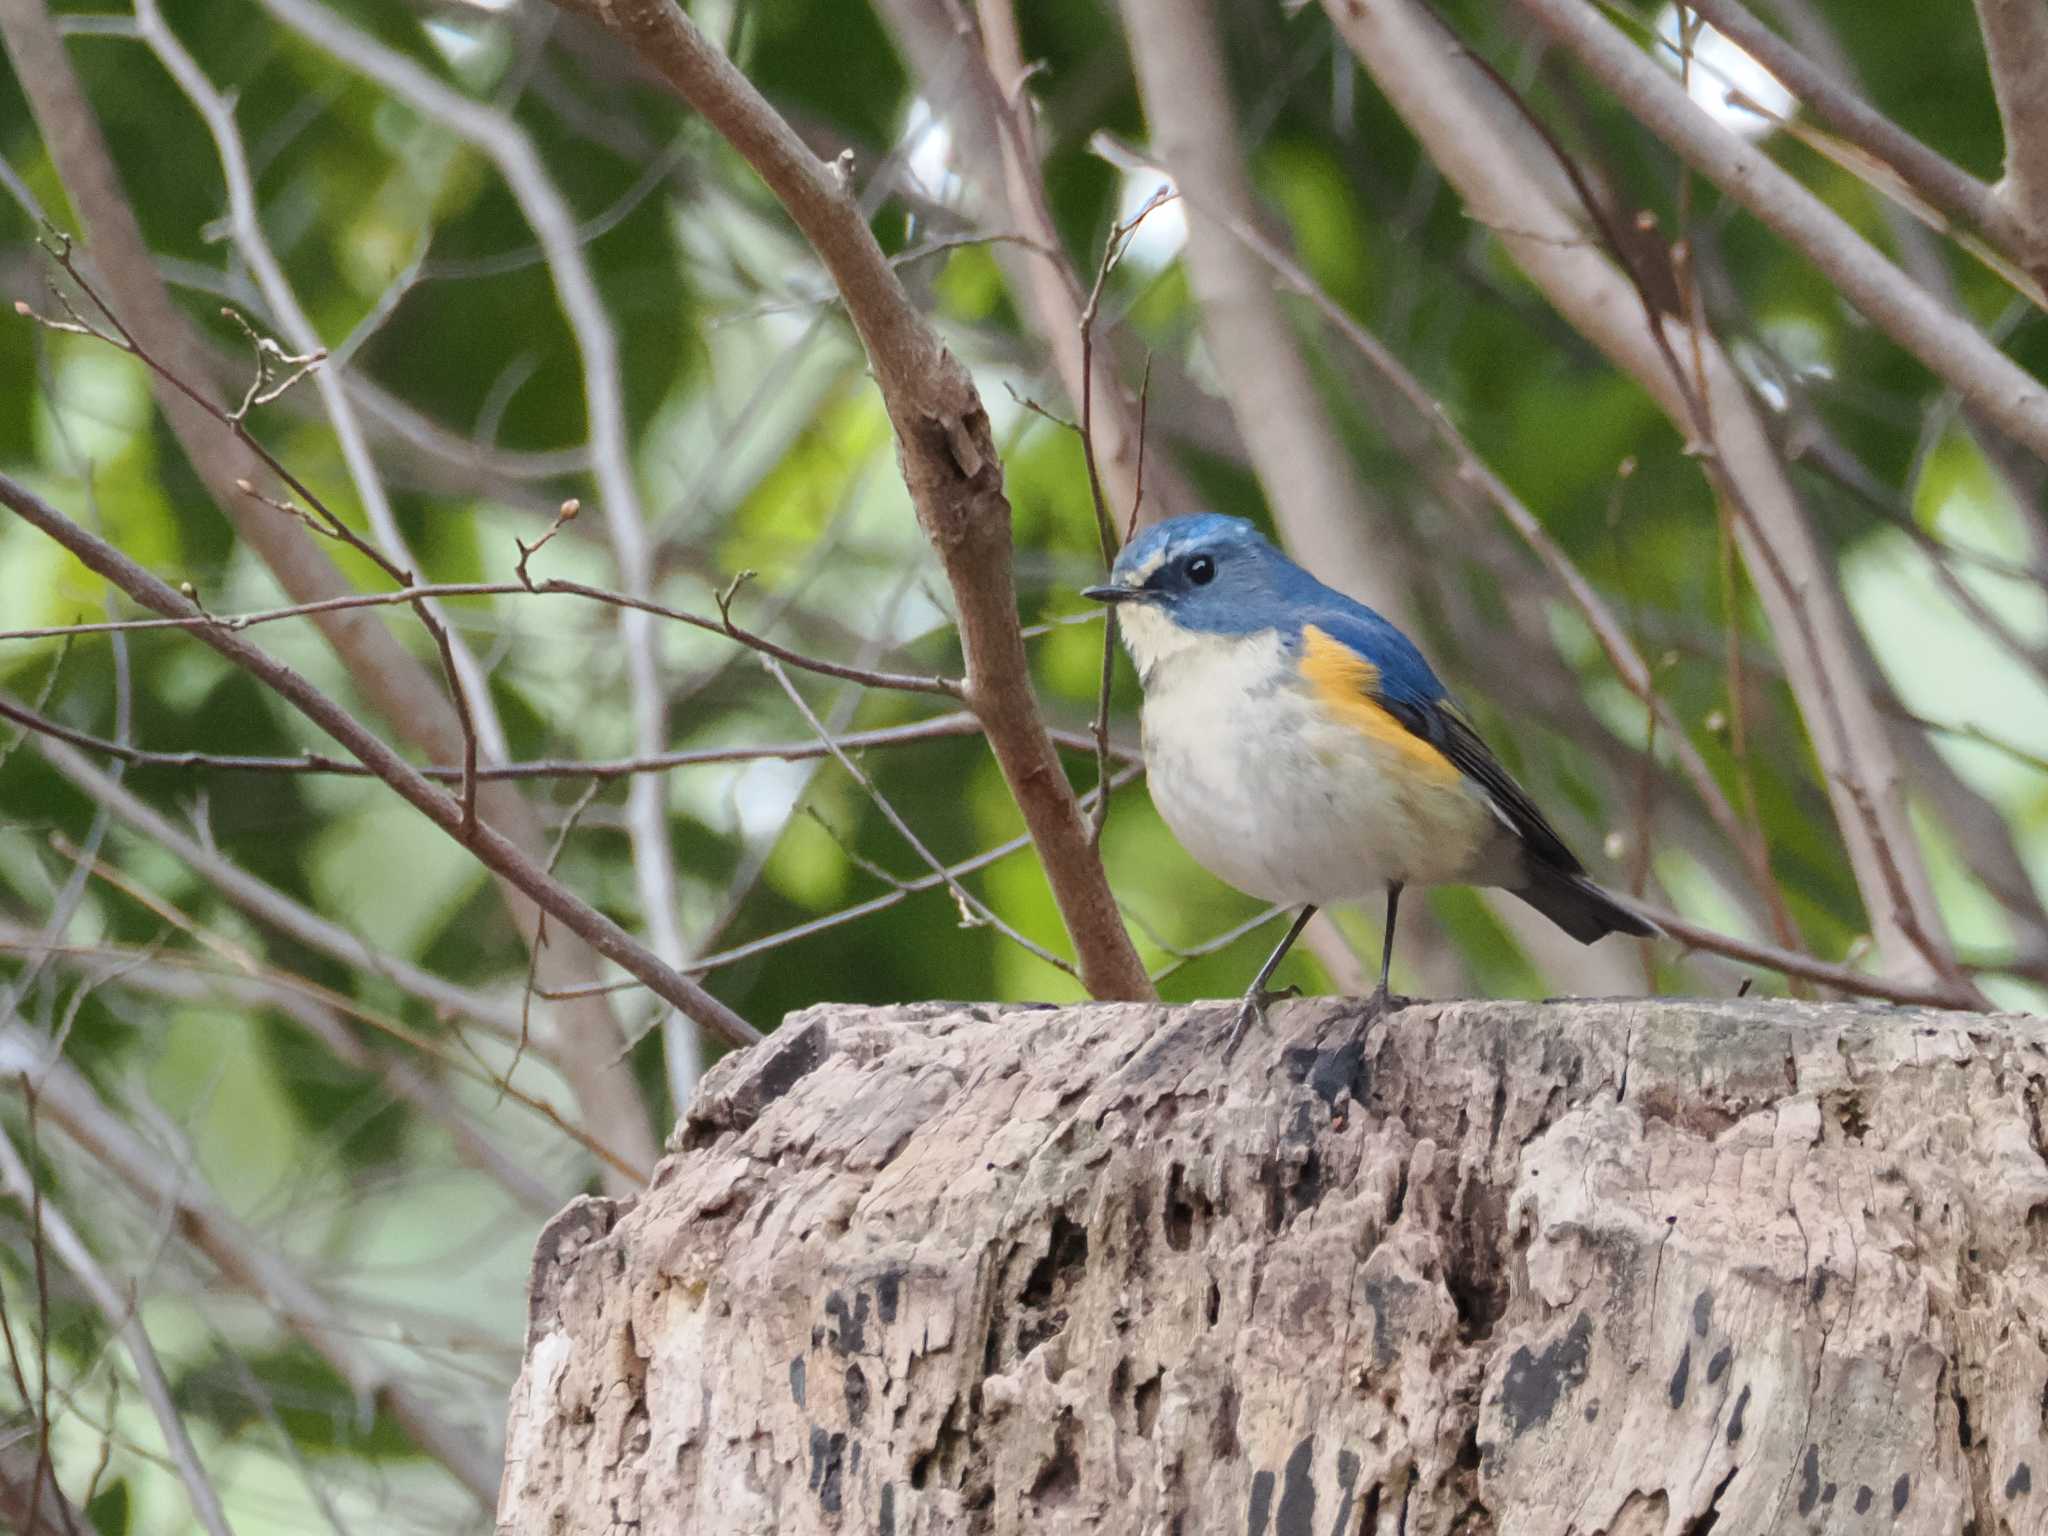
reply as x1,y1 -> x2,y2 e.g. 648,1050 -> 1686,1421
1513,865 -> 1659,944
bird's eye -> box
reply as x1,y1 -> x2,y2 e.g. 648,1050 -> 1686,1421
1186,555 -> 1216,586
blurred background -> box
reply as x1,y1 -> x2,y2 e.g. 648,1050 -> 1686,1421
1,0 -> 2043,1528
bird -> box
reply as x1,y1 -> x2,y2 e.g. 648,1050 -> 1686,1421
1083,512 -> 1655,1058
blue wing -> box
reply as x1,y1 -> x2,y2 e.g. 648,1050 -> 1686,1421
1296,602 -> 1586,877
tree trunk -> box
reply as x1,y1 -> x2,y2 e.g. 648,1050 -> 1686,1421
495,997 -> 2048,1534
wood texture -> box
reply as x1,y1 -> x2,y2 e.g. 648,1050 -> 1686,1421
497,997 -> 2048,1533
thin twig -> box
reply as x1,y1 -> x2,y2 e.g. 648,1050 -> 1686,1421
0,470 -> 760,1050
1639,903 -> 1976,1009
0,1109 -> 236,1536
538,0 -> 1154,1002
0,692 -> 1132,782
0,1042 -> 502,1505
1513,0 -> 2048,462
0,577 -> 964,697
1680,0 -> 2044,281
598,763 -> 1144,1049
255,0 -> 709,1096
21,235 -> 491,841
1075,191 -> 1171,846
760,658 -> 1076,975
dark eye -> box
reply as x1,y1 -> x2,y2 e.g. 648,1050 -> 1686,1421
1186,555 -> 1216,586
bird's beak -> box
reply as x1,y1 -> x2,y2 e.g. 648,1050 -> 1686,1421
1082,584 -> 1140,604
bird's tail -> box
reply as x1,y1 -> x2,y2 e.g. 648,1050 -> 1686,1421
1512,865 -> 1659,944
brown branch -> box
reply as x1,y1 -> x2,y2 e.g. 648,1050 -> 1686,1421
0,578 -> 964,698
1972,0 -> 2048,272
0,471 -> 761,1052
1511,0 -> 2048,463
0,0 -> 660,1184
0,1040 -> 501,1507
873,0 -> 1192,530
1323,0 -> 1965,991
1640,903 -> 1976,1010
0,696 -> 1140,781
1214,208 -> 1803,951
537,0 -> 1153,1002
1682,0 -> 2043,278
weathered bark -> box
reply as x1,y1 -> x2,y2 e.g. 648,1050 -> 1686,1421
497,997 -> 2048,1534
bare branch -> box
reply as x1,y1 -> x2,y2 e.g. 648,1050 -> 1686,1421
0,471 -> 761,1052
535,0 -> 1154,1001
614,764 -> 1146,1037
762,660 -> 1076,976
1322,0 -> 1965,989
1511,0 -> 2048,463
0,1108 -> 234,1536
1972,0 -> 2048,268
1638,903 -> 1976,1009
254,0 -> 707,1100
872,0 -> 1193,529
0,1043 -> 502,1506
0,577 -> 965,697
0,0 -> 661,1185
1682,0 -> 2045,280
0,695 -> 1131,782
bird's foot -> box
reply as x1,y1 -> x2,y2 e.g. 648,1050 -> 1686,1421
1221,985 -> 1302,1062
1359,983 -> 1416,1026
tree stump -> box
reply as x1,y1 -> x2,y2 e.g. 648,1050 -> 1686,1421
495,997 -> 2048,1534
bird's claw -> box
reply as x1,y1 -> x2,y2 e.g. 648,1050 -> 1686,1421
1359,984 -> 1414,1025
1221,987 -> 1299,1062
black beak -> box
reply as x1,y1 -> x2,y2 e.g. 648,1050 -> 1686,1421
1082,584 -> 1140,604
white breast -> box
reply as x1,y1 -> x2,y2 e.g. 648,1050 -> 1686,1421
1128,621 -> 1509,905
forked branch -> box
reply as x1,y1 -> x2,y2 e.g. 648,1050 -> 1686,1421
0,471 -> 761,1052
541,0 -> 1154,1001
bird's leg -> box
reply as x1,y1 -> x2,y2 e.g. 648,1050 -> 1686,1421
1360,881 -> 1413,1023
1222,905 -> 1318,1061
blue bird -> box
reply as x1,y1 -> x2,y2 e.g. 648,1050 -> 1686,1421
1083,513 -> 1654,1056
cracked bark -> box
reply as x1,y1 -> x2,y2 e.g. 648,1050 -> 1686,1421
497,997 -> 2047,1534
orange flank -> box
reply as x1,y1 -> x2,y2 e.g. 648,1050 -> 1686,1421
1298,626 -> 1462,786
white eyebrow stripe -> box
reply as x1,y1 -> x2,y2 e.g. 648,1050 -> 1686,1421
1127,545 -> 1170,583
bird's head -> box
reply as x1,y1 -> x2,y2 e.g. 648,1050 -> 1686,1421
1082,514 -> 1303,679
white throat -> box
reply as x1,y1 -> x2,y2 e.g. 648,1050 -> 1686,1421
1114,600 -> 1217,685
